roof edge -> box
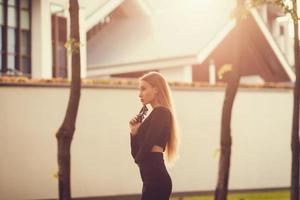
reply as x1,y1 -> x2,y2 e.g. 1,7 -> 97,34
196,20 -> 236,62
86,0 -> 124,31
87,55 -> 199,77
251,8 -> 295,82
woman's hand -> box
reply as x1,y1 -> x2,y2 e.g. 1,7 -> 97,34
129,116 -> 141,136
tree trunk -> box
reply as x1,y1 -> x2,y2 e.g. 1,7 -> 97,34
290,1 -> 300,200
214,63 -> 240,200
56,1 -> 81,200
214,1 -> 243,200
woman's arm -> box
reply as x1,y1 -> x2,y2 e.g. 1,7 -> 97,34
130,133 -> 138,158
129,115 -> 141,158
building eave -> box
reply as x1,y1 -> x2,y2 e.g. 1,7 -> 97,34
87,55 -> 199,77
85,0 -> 124,31
196,20 -> 236,63
251,8 -> 295,82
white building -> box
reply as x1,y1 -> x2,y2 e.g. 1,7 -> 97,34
0,0 -> 125,78
0,0 -> 296,82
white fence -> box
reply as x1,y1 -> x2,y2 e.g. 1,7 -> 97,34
0,84 -> 293,199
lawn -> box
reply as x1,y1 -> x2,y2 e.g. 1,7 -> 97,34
171,189 -> 290,200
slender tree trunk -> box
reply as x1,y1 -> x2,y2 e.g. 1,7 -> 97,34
214,63 -> 240,200
215,72 -> 239,200
290,1 -> 300,200
56,1 -> 81,200
214,1 -> 243,200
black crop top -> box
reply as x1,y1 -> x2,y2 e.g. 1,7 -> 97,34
130,106 -> 172,164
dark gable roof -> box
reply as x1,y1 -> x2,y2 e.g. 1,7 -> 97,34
193,9 -> 294,82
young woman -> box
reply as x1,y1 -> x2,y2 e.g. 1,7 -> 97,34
129,71 -> 179,200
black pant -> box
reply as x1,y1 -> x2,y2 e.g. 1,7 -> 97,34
138,153 -> 172,200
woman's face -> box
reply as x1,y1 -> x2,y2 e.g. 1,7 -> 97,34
139,80 -> 157,105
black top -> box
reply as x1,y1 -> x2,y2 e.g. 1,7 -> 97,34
130,106 -> 172,164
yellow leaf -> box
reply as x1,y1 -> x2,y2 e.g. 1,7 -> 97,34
218,64 -> 233,79
213,148 -> 220,159
53,171 -> 59,179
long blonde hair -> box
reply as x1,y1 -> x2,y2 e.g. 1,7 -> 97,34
140,71 -> 179,165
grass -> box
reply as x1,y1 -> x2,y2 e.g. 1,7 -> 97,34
170,189 -> 290,200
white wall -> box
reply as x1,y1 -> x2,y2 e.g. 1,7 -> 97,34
159,65 -> 192,82
32,0 -> 52,78
0,85 -> 293,199
79,6 -> 87,78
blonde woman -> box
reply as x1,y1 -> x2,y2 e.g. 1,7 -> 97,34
129,72 -> 179,200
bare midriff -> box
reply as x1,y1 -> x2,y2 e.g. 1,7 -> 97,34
151,145 -> 163,152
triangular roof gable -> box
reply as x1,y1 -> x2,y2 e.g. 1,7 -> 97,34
193,9 -> 295,82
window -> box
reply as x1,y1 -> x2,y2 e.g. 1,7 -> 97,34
0,0 -> 4,71
279,25 -> 284,36
51,13 -> 67,78
0,0 -> 31,76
